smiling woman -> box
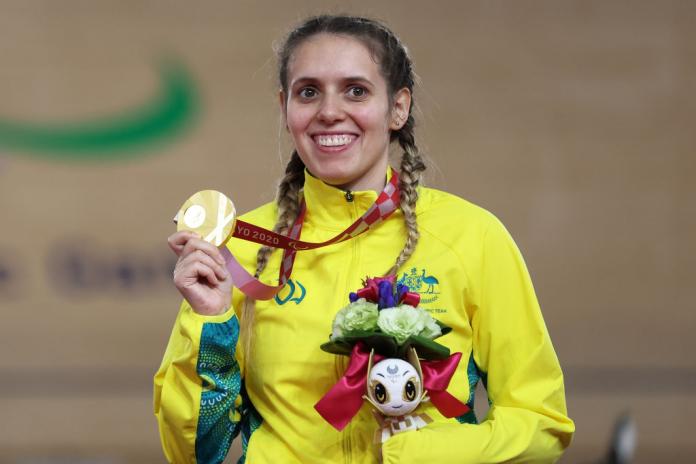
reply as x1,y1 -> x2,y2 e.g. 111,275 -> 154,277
154,14 -> 574,464
281,33 -> 410,192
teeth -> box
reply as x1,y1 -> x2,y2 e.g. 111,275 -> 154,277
316,134 -> 355,147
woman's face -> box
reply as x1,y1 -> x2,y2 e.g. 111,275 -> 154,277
282,34 -> 410,192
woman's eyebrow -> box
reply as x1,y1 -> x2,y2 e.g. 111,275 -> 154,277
343,76 -> 373,85
290,75 -> 374,88
290,76 -> 318,88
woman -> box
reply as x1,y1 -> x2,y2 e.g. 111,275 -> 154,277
155,15 -> 574,464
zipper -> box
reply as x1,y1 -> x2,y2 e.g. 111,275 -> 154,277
341,198 -> 360,464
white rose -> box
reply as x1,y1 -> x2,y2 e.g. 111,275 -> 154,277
377,305 -> 427,344
418,312 -> 442,339
330,299 -> 379,341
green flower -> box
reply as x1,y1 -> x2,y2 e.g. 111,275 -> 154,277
330,299 -> 379,341
419,315 -> 442,339
377,305 -> 427,344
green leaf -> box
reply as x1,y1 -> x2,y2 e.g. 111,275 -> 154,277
320,340 -> 353,356
436,320 -> 452,336
320,330 -> 452,360
398,335 -> 451,360
342,329 -> 379,339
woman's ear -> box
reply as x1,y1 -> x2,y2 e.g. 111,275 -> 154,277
389,87 -> 412,131
279,89 -> 288,130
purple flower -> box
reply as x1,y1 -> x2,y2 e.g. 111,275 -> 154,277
396,283 -> 409,302
378,280 -> 395,309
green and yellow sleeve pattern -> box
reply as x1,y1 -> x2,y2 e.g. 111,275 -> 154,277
154,301 -> 245,464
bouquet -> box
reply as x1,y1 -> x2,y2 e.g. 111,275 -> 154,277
320,276 -> 452,360
315,276 -> 470,445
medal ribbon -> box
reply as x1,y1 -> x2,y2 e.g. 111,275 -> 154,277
221,170 -> 400,300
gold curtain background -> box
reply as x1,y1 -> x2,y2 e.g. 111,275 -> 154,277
1,1 -> 694,462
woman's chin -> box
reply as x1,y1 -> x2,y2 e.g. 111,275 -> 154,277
307,166 -> 358,188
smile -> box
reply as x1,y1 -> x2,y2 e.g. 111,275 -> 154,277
313,134 -> 356,147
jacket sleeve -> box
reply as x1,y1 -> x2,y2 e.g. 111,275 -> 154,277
382,215 -> 575,463
153,299 -> 245,464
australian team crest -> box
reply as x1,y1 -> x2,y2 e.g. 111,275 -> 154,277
397,268 -> 440,304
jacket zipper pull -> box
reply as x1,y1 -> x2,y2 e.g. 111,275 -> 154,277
344,191 -> 354,202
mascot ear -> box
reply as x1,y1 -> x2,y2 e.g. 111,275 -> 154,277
407,347 -> 423,381
365,348 -> 375,395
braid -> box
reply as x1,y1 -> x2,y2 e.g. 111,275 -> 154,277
388,116 -> 426,276
254,151 -> 305,277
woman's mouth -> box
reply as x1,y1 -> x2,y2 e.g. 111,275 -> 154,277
312,134 -> 357,151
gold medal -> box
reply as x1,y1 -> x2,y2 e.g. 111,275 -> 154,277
174,190 -> 236,247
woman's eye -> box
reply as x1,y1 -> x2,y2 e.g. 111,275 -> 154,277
298,88 -> 317,99
348,86 -> 366,98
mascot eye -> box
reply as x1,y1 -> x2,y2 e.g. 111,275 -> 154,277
374,382 -> 388,404
403,379 -> 417,401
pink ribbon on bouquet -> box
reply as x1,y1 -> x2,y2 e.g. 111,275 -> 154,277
314,342 -> 384,431
421,352 -> 471,418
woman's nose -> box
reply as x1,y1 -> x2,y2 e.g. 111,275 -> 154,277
316,94 -> 345,124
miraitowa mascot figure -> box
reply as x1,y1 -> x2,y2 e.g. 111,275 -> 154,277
315,276 -> 471,457
365,346 -> 432,443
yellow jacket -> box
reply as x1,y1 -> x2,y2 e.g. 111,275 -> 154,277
154,171 -> 575,463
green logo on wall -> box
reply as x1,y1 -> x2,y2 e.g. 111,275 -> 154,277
0,59 -> 198,160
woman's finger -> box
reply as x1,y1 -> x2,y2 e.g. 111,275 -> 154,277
175,260 -> 220,288
180,237 -> 226,266
179,249 -> 228,282
193,261 -> 220,287
167,231 -> 199,257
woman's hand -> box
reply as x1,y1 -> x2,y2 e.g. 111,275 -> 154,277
168,231 -> 233,316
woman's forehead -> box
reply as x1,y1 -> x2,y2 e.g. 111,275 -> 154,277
287,33 -> 384,86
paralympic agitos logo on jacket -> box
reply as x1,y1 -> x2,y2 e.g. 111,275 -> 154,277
274,279 -> 306,306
